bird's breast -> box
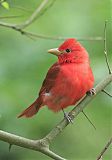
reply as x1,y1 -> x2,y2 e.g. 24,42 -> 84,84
54,63 -> 94,101
43,63 -> 94,111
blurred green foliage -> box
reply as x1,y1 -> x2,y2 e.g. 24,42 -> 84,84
0,1 -> 10,10
0,0 -> 111,159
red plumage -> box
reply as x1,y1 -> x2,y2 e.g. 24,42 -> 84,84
18,38 -> 94,118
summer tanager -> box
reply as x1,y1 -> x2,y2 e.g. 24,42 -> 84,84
18,38 -> 94,120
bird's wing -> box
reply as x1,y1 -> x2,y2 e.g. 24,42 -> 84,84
39,62 -> 60,96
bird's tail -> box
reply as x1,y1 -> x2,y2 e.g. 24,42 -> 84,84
18,98 -> 42,118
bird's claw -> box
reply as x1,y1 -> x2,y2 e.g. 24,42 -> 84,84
86,88 -> 96,96
64,112 -> 73,124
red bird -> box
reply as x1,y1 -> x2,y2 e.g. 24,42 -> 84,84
18,39 -> 94,121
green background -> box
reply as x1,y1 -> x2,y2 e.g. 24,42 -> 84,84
0,0 -> 111,159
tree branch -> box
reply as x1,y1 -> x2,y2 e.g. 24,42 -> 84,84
0,20 -> 104,41
0,0 -> 54,31
0,74 -> 112,159
0,0 -> 103,41
15,0 -> 49,29
0,130 -> 65,160
43,74 -> 112,143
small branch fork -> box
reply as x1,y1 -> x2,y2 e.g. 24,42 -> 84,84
0,0 -> 103,41
0,0 -> 58,40
0,74 -> 112,160
14,0 -> 50,30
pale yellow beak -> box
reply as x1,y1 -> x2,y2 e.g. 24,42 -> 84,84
48,48 -> 61,56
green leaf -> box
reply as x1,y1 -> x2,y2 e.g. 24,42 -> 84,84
1,2 -> 9,10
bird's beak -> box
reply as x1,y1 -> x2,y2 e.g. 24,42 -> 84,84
48,48 -> 61,56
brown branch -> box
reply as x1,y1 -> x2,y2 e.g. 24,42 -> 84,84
97,137 -> 112,160
0,74 -> 112,159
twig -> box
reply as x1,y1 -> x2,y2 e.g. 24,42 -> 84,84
0,74 -> 112,159
0,21 -> 104,41
9,143 -> 12,152
102,89 -> 112,97
31,0 -> 56,24
82,110 -> 96,130
0,21 -> 17,28
0,0 -> 103,42
0,0 -> 104,42
11,5 -> 32,13
15,0 -> 49,29
19,31 -> 104,41
97,137 -> 112,160
104,20 -> 112,74
0,15 -> 24,19
0,1 -> 106,42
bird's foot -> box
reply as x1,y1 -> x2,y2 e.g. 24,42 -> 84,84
64,112 -> 73,123
86,88 -> 96,96
62,109 -> 73,123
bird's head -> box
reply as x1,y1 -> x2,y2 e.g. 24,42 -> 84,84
48,38 -> 89,64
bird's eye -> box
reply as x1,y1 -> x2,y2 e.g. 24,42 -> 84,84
65,49 -> 71,53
